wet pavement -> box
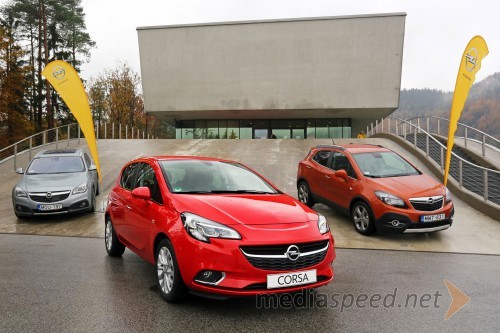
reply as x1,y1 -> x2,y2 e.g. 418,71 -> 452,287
0,138 -> 499,254
0,234 -> 498,333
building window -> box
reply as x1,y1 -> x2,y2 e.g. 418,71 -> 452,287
175,118 -> 350,139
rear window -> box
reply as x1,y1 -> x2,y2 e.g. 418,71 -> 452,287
26,156 -> 85,174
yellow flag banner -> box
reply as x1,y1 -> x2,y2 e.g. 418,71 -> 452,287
42,60 -> 102,183
444,36 -> 488,186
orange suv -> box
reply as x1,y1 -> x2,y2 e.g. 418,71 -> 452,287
297,144 -> 454,235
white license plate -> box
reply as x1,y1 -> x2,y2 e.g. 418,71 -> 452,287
420,214 -> 445,222
37,204 -> 63,211
267,269 -> 317,289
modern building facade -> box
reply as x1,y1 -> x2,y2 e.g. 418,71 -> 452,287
137,13 -> 406,139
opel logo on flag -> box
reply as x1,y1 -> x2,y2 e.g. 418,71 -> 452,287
465,48 -> 477,72
285,245 -> 300,261
52,66 -> 66,80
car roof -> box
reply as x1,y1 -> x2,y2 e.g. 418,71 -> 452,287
133,156 -> 239,164
35,149 -> 84,158
313,144 -> 392,154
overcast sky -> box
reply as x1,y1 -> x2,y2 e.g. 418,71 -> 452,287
19,0 -> 500,90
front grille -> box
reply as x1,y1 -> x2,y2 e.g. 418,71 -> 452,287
29,191 -> 71,203
409,196 -> 444,212
240,241 -> 329,271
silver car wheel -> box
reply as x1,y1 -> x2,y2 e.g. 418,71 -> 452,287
157,246 -> 174,294
353,206 -> 370,231
105,221 -> 113,251
298,184 -> 309,204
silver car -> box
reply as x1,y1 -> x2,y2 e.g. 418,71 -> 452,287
12,149 -> 100,218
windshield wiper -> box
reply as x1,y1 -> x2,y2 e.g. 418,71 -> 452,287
209,190 -> 277,194
364,174 -> 383,178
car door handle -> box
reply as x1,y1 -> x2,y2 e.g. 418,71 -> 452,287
306,165 -> 311,169
325,175 -> 330,179
126,205 -> 132,210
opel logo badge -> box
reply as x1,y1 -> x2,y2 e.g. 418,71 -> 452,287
427,197 -> 434,204
46,192 -> 52,198
465,48 -> 477,72
285,245 -> 300,261
52,66 -> 65,80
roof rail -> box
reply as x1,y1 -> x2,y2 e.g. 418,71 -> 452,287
314,144 -> 345,150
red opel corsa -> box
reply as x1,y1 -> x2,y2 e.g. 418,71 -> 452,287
105,156 -> 335,302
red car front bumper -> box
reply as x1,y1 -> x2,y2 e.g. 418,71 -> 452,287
174,222 -> 335,297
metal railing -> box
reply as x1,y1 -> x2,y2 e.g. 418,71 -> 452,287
369,115 -> 500,158
367,117 -> 500,206
0,122 -> 157,169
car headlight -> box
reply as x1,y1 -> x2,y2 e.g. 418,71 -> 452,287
181,212 -> 241,243
14,187 -> 27,198
317,214 -> 330,234
445,187 -> 452,203
72,183 -> 87,195
375,191 -> 405,207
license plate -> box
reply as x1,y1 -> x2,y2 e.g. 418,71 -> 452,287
267,269 -> 317,289
37,204 -> 63,211
420,213 -> 445,222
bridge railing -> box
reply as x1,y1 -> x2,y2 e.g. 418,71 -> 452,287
367,117 -> 500,206
0,122 -> 157,169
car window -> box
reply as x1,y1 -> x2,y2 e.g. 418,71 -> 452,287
159,160 -> 277,194
26,156 -> 85,174
312,150 -> 331,167
331,152 -> 357,179
134,163 -> 163,204
84,153 -> 91,168
120,163 -> 140,190
352,151 -> 420,178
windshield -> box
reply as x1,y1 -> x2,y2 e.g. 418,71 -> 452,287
159,160 -> 278,194
26,156 -> 85,174
352,151 -> 420,178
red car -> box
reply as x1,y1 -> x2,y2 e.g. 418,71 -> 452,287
105,156 -> 335,302
297,144 -> 454,235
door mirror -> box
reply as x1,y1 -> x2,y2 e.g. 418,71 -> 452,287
132,186 -> 151,200
89,165 -> 97,171
335,169 -> 349,182
15,168 -> 24,174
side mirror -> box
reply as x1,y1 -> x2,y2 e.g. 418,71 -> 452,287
15,168 -> 24,174
132,186 -> 151,201
89,165 -> 97,171
335,169 -> 349,182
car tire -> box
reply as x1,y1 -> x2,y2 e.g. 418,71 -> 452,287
89,187 -> 96,213
105,218 -> 125,257
297,181 -> 315,207
156,238 -> 187,303
351,201 -> 376,235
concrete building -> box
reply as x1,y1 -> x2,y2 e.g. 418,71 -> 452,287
137,13 -> 406,139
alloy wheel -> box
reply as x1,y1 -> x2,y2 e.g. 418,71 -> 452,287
353,205 -> 370,231
157,246 -> 175,294
298,184 -> 309,204
105,221 -> 112,251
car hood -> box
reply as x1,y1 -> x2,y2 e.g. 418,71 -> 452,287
367,174 -> 445,198
171,194 -> 318,226
21,173 -> 86,192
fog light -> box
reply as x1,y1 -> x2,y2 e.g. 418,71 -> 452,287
389,220 -> 401,227
194,270 -> 225,285
80,202 -> 87,208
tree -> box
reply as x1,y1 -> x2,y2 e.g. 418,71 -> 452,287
1,0 -> 95,130
0,21 -> 33,146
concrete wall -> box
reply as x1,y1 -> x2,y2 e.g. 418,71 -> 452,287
137,13 -> 406,120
